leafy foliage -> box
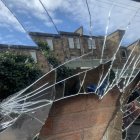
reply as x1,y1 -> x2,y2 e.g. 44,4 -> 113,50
0,52 -> 42,100
37,41 -> 74,81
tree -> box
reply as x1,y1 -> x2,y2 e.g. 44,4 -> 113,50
37,41 -> 74,81
0,52 -> 42,100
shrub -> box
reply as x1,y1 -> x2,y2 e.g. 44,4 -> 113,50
0,52 -> 42,100
37,41 -> 74,81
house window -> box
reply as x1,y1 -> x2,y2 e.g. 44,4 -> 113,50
68,37 -> 75,49
75,38 -> 80,49
46,39 -> 53,50
121,50 -> 127,58
88,38 -> 96,49
30,51 -> 37,63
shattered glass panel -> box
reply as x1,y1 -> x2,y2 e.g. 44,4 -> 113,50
0,0 -> 140,139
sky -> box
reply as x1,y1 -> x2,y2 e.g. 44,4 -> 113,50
0,0 -> 140,47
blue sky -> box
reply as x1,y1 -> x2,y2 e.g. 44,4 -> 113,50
0,0 -> 140,47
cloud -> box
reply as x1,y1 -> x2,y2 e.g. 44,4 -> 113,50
0,1 -> 25,32
52,0 -> 140,45
0,0 -> 140,45
63,0 -> 140,44
5,0 -> 63,29
31,0 -> 140,45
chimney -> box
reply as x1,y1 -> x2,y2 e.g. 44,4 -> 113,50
74,26 -> 83,35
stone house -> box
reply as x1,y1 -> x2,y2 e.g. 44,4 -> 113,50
0,44 -> 49,73
0,27 -> 137,75
29,27 -> 128,69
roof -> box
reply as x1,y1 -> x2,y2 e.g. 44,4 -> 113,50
127,39 -> 140,48
0,44 -> 38,50
59,31 -> 80,36
29,32 -> 60,38
107,29 -> 125,38
132,0 -> 140,2
29,31 -> 98,38
120,46 -> 127,50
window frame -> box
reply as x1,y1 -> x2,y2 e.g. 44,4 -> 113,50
68,37 -> 75,49
46,38 -> 54,50
75,38 -> 81,49
88,38 -> 96,49
121,50 -> 127,59
30,51 -> 37,63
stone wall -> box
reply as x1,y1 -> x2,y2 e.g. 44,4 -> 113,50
127,40 -> 140,56
102,71 -> 140,140
127,40 -> 140,67
29,30 -> 127,69
39,88 -> 121,140
105,30 -> 126,68
30,33 -> 66,63
39,70 -> 140,140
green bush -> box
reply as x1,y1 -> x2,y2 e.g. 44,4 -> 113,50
0,52 -> 42,100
